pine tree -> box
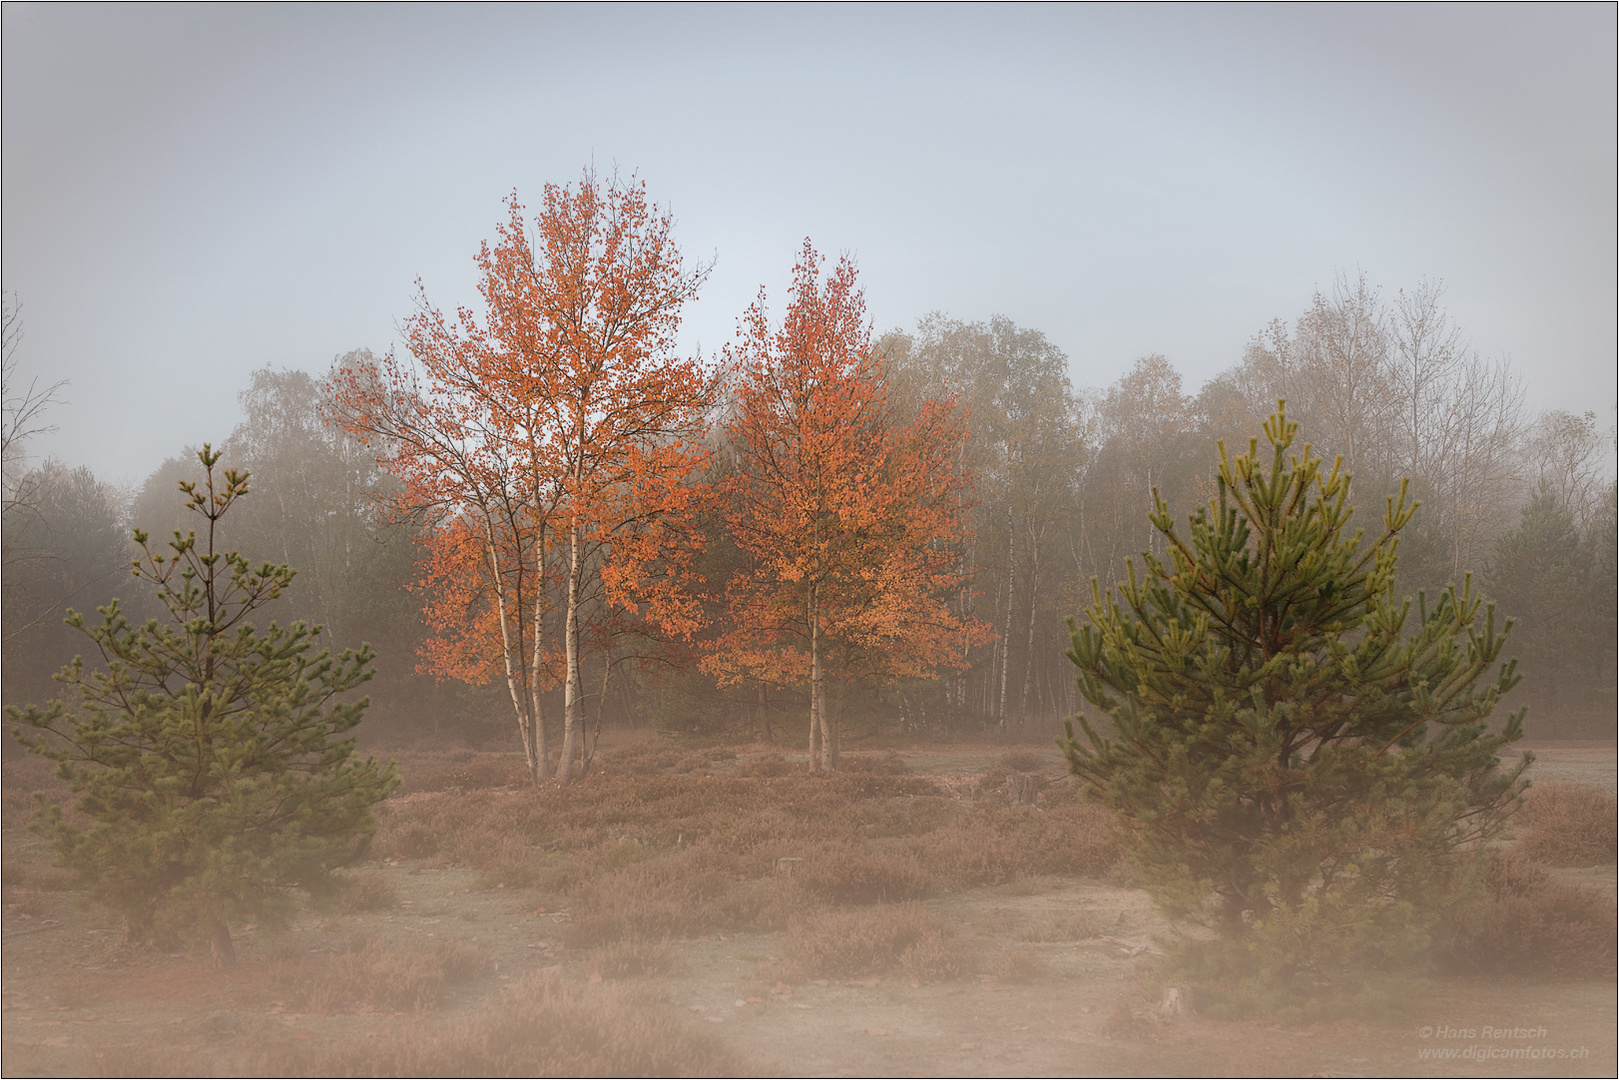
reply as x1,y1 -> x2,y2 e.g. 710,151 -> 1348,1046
1579,487 -> 1618,720
9,447 -> 398,964
1486,482 -> 1589,716
1061,403 -> 1528,1016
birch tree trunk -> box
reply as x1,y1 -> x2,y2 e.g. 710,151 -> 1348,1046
558,519 -> 584,785
808,585 -> 822,772
809,586 -> 835,773
527,522 -> 548,786
826,678 -> 841,769
1020,527 -> 1040,728
487,527 -> 544,788
999,503 -> 1014,729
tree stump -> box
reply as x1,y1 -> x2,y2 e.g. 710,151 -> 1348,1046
1008,773 -> 1039,807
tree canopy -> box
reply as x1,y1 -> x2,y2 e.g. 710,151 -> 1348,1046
705,242 -> 990,768
10,447 -> 397,964
1062,403 -> 1530,1014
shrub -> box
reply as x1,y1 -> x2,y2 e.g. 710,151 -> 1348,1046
9,449 -> 398,964
780,902 -> 967,980
998,750 -> 1051,773
335,870 -> 400,914
799,840 -> 932,904
899,922 -> 972,982
377,817 -> 441,859
306,936 -> 494,1012
711,872 -> 815,932
563,855 -> 734,946
1061,405 -> 1528,1014
1440,849 -> 1617,979
910,822 -> 1019,887
909,802 -> 1118,889
737,752 -> 794,778
1515,782 -> 1618,866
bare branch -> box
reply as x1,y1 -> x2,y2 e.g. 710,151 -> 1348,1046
2,293 -> 70,505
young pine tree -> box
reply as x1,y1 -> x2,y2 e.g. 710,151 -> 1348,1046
1061,404 -> 1529,1017
9,447 -> 398,964
1487,483 -> 1596,720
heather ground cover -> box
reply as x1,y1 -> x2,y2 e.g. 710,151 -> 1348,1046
2,738 -> 1613,1078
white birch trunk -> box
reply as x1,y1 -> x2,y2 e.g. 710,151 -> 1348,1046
1020,528 -> 1040,727
487,528 -> 543,788
999,503 -> 1014,728
527,520 -> 548,786
558,519 -> 584,785
808,584 -> 822,771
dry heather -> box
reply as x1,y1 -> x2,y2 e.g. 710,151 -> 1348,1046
390,749 -> 535,795
294,936 -> 495,1013
1442,849 -> 1618,979
6,740 -> 1613,1079
798,840 -> 933,904
779,901 -> 970,981
1516,781 -> 1619,866
587,934 -> 684,980
311,974 -> 749,1078
333,869 -> 400,914
69,974 -> 748,1079
367,742 -> 1120,953
998,749 -> 1057,772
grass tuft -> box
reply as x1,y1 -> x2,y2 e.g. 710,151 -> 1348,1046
588,936 -> 684,980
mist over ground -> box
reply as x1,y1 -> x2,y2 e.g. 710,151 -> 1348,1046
3,7 -> 1614,1079
2,5 -> 1613,486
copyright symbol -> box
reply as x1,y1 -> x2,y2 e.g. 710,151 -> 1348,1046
1419,1027 -> 1434,1039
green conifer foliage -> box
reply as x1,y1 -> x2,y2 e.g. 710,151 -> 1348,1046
1061,404 -> 1529,1016
10,447 -> 398,964
1488,483 -> 1606,724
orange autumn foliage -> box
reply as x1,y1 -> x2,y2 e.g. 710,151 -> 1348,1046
331,171 -> 712,785
705,240 -> 991,769
517,175 -> 714,782
329,310 -> 558,787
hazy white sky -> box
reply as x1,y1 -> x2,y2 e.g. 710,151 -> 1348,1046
3,4 -> 1614,489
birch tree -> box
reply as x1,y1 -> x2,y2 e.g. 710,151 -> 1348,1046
706,242 -> 987,766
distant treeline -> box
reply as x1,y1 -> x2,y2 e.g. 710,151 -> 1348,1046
4,273 -> 1614,743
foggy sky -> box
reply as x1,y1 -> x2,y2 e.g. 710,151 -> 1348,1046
3,4 -> 1614,490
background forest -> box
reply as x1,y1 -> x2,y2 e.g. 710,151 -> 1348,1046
4,273 -> 1614,748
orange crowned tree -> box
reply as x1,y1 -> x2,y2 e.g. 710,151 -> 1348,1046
332,172 -> 711,784
705,241 -> 990,768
